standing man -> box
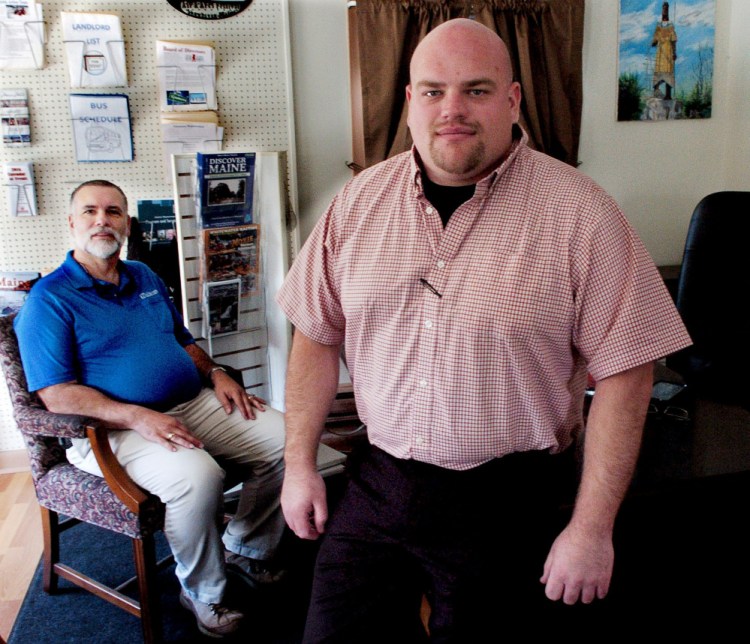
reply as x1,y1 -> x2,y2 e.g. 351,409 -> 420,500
277,19 -> 691,641
15,180 -> 286,639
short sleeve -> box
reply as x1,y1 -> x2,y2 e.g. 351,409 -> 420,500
570,192 -> 691,380
14,291 -> 77,392
276,195 -> 346,345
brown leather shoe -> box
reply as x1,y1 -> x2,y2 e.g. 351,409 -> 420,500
179,589 -> 243,638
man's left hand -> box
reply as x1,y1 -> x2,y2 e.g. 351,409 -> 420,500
211,369 -> 266,419
540,523 -> 614,605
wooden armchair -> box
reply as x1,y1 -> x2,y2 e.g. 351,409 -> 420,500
0,314 -> 166,643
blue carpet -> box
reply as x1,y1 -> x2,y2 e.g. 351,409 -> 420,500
9,521 -> 317,643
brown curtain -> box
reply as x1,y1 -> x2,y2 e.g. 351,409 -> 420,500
349,0 -> 585,170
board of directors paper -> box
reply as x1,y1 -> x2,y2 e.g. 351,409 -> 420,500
156,40 -> 216,111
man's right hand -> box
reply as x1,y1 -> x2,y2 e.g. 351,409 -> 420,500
280,331 -> 340,540
281,466 -> 328,540
128,407 -> 203,452
38,381 -> 203,452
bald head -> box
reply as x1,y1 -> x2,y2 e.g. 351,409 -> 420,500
410,19 -> 514,89
405,18 -> 521,186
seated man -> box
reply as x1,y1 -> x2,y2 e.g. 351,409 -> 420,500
14,179 -> 286,639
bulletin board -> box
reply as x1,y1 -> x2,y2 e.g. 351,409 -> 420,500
0,0 -> 297,452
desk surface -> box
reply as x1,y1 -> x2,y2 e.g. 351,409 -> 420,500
632,361 -> 750,491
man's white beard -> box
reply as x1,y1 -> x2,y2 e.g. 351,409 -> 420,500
84,229 -> 123,259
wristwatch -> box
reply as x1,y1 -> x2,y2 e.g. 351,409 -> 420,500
208,366 -> 226,378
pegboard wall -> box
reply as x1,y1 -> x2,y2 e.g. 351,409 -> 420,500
0,0 -> 297,452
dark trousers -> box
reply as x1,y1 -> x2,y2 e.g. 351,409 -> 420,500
303,445 -> 577,643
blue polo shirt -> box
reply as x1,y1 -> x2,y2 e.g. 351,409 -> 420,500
14,251 -> 202,411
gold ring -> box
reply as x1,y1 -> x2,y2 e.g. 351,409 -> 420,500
166,432 -> 175,441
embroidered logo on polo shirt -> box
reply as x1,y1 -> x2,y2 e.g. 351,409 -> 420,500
139,289 -> 159,300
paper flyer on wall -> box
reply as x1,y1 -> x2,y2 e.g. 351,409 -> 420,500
61,11 -> 127,87
137,199 -> 176,249
156,40 -> 216,111
135,199 -> 183,312
160,111 -> 223,180
203,225 -> 260,298
69,93 -> 133,162
0,1 -> 46,70
1,88 -> 30,147
203,278 -> 241,338
3,161 -> 37,216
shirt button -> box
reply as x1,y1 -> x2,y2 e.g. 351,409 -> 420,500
425,206 -> 434,215
415,436 -> 425,445
419,379 -> 428,388
436,260 -> 445,269
424,320 -> 433,329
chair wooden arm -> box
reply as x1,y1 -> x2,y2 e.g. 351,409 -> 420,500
13,403 -> 155,516
86,424 -> 150,515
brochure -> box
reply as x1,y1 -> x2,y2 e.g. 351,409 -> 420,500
3,161 -> 36,216
133,199 -> 182,312
61,11 -> 127,87
156,40 -> 216,111
0,1 -> 45,70
204,278 -> 241,338
202,224 -> 260,298
69,93 -> 133,162
1,88 -> 30,147
137,199 -> 176,249
195,151 -> 255,229
160,111 -> 223,180
0,270 -> 40,316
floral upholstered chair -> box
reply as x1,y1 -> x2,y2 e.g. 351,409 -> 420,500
0,313 -> 166,644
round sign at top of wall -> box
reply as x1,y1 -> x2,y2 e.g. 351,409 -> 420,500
167,1 -> 253,20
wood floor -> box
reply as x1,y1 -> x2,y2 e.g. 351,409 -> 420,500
0,470 -> 42,641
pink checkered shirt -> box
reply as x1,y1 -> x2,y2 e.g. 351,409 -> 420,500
277,133 -> 692,470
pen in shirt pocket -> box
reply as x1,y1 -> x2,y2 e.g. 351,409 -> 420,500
419,278 -> 442,298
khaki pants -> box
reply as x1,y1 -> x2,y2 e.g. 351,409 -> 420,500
68,388 -> 286,604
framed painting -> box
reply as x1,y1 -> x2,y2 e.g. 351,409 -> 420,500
618,1 -> 715,121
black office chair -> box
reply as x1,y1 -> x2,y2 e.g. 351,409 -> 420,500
667,191 -> 750,406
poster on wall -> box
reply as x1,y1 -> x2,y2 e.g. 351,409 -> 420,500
618,0 -> 715,121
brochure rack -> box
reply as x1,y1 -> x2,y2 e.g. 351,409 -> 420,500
171,151 -> 291,410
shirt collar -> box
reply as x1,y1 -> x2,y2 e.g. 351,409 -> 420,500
411,124 -> 528,193
62,250 -> 135,295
